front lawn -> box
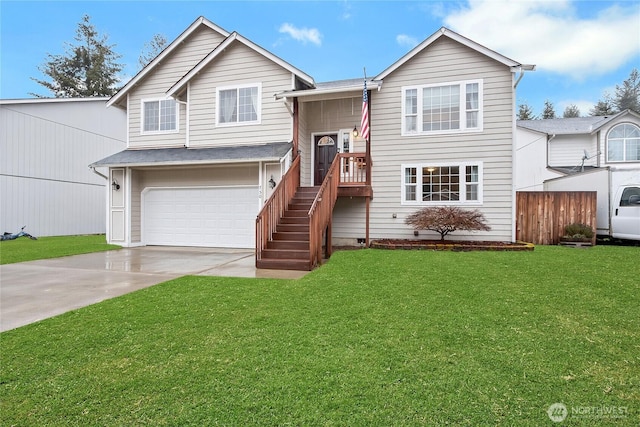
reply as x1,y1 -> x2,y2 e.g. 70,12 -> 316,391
1,246 -> 638,425
0,234 -> 119,264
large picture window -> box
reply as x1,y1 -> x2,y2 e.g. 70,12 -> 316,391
607,123 -> 640,162
217,83 -> 261,126
402,162 -> 482,205
402,80 -> 482,135
142,99 -> 178,133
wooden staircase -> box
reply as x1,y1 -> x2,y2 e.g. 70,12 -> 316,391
256,186 -> 319,271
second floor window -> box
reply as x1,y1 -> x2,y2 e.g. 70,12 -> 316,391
142,99 -> 177,133
402,80 -> 482,135
607,123 -> 640,162
217,84 -> 261,126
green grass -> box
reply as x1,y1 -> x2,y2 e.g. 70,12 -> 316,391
1,246 -> 638,425
0,234 -> 120,264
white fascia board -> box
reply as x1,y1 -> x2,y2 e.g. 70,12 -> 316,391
275,81 -> 381,100
107,16 -> 230,109
0,97 -> 110,105
97,157 -> 286,168
376,27 -> 526,80
590,109 -> 640,134
167,31 -> 315,98
167,33 -> 238,98
233,33 -> 315,87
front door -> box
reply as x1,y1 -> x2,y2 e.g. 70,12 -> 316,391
314,133 -> 338,185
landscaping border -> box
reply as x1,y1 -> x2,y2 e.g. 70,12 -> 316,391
370,239 -> 535,251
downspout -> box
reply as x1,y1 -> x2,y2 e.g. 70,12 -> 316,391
546,134 -> 556,169
173,89 -> 189,148
512,64 -> 535,241
90,165 -> 110,243
279,95 -> 298,159
514,70 -> 526,89
90,165 -> 108,180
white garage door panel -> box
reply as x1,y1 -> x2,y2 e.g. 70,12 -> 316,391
143,187 -> 257,248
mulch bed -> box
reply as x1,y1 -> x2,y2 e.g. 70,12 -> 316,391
370,239 -> 534,251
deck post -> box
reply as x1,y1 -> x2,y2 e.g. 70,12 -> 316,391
365,197 -> 370,247
325,220 -> 332,258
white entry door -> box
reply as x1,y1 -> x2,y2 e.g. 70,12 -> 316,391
143,186 -> 258,248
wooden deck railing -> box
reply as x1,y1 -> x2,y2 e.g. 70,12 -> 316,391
308,155 -> 341,268
256,156 -> 300,263
338,153 -> 368,185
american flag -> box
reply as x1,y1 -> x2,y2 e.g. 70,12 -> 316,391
361,80 -> 370,141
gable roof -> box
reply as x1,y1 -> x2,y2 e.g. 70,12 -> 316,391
517,110 -> 640,135
167,31 -> 315,98
107,16 -> 230,109
375,27 -> 535,80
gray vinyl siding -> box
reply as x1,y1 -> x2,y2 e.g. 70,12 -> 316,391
302,96 -> 363,186
138,164 -> 259,188
368,37 -> 516,241
128,27 -> 226,149
0,100 -> 125,237
549,134 -> 598,167
298,101 -> 312,186
188,42 -> 294,147
332,197 -> 366,243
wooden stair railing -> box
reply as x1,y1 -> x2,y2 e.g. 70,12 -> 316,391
256,156 -> 300,266
308,155 -> 341,269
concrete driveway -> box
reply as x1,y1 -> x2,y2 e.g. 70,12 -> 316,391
0,246 -> 307,332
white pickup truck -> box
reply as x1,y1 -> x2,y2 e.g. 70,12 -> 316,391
545,168 -> 640,241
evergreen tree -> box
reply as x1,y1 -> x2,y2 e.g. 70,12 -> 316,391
614,68 -> 640,113
31,15 -> 123,97
589,95 -> 616,116
517,102 -> 536,120
563,104 -> 581,118
541,99 -> 556,119
139,33 -> 167,69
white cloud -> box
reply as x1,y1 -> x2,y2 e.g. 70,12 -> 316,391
396,34 -> 419,48
444,0 -> 640,80
340,0 -> 352,20
278,23 -> 322,46
558,99 -> 595,116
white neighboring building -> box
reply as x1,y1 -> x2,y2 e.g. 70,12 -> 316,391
515,110 -> 640,191
0,98 -> 126,237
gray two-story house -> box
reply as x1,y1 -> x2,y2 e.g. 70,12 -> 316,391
93,17 -> 534,270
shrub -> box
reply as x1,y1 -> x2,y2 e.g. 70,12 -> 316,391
405,206 -> 491,241
563,223 -> 594,241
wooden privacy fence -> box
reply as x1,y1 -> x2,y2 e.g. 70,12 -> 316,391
516,191 -> 597,245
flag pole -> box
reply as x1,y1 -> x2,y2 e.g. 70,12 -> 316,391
362,66 -> 371,248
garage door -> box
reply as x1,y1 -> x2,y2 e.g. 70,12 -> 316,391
143,186 -> 258,248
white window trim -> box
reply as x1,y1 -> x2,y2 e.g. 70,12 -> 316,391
216,82 -> 262,127
401,161 -> 483,206
401,79 -> 483,137
606,122 -> 640,163
140,97 -> 179,135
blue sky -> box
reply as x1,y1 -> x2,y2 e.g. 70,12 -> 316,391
1,0 -> 639,116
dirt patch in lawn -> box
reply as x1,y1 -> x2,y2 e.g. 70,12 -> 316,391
370,239 -> 534,251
